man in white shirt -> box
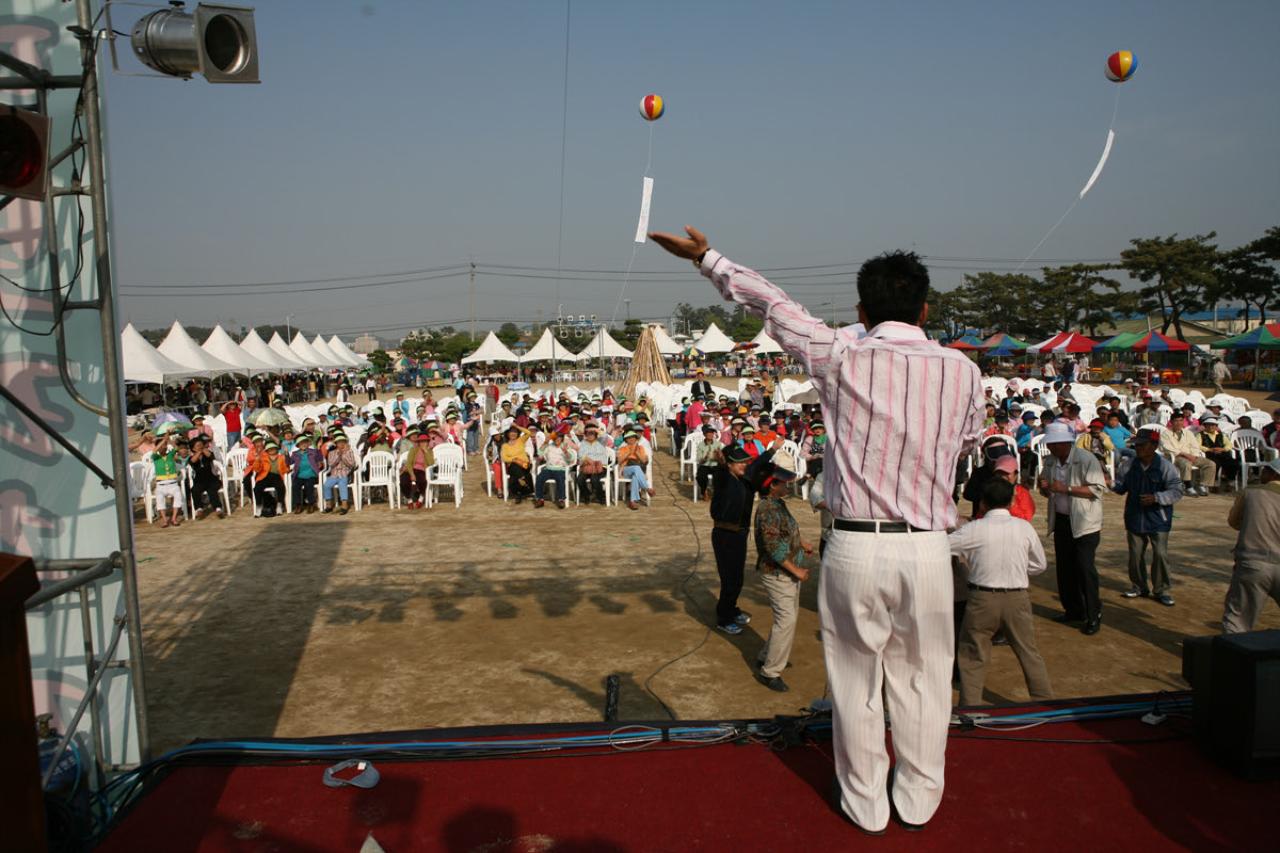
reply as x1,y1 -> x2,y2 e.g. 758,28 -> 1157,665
949,478 -> 1052,706
1039,422 -> 1107,635
1160,411 -> 1217,496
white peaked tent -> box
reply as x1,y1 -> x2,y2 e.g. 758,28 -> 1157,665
651,324 -> 683,356
291,332 -> 339,368
328,336 -> 367,367
121,323 -> 203,384
693,322 -> 735,354
157,320 -> 241,377
202,325 -> 277,375
310,335 -> 349,368
461,331 -> 520,364
267,331 -> 312,369
577,327 -> 633,360
751,329 -> 784,354
242,328 -> 308,372
519,328 -> 579,363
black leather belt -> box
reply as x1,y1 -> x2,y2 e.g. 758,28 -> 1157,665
833,519 -> 928,534
967,583 -> 1026,593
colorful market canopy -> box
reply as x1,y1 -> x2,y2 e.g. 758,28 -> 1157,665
1131,331 -> 1190,353
201,325 -> 277,375
157,320 -> 241,377
946,334 -> 984,350
121,323 -> 204,384
1027,331 -> 1098,354
692,322 -> 735,354
461,331 -> 521,364
979,333 -> 1029,351
1092,331 -> 1143,352
1210,322 -> 1280,350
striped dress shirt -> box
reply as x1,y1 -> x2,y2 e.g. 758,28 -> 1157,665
701,250 -> 985,530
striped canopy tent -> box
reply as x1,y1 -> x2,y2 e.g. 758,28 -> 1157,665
1093,331 -> 1143,352
1131,331 -> 1190,353
1028,331 -> 1098,354
979,333 -> 1029,352
945,335 -> 984,351
1210,322 -> 1280,351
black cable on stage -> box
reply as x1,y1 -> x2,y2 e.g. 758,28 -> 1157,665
641,432 -> 713,720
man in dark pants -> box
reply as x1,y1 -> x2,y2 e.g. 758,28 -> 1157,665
1038,422 -> 1106,635
709,443 -> 772,634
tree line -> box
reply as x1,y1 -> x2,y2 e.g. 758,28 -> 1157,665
928,227 -> 1278,342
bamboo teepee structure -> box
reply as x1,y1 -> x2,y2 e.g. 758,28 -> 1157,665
618,325 -> 673,399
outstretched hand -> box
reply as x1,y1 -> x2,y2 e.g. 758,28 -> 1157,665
649,225 -> 709,261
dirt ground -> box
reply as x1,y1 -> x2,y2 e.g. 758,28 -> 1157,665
133,383 -> 1280,754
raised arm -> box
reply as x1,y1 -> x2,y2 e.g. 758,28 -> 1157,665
650,226 -> 837,377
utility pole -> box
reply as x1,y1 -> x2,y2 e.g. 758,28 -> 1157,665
285,314 -> 294,340
468,259 -> 477,342
625,299 -> 631,321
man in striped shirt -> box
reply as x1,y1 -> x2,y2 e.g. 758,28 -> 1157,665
652,226 -> 984,834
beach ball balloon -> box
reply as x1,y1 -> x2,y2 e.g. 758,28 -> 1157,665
1105,51 -> 1138,82
639,93 -> 664,121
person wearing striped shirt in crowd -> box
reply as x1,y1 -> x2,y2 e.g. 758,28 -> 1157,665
651,225 -> 984,835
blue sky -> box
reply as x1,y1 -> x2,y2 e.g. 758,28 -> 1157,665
103,0 -> 1280,339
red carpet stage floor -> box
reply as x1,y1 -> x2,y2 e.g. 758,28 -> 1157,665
99,697 -> 1275,852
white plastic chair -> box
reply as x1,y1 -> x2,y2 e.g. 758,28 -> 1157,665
614,448 -> 653,506
485,440 -> 507,501
250,468 -> 292,517
678,433 -> 698,482
224,446 -> 250,509
1232,429 -> 1278,488
129,461 -> 150,518
427,444 -> 465,508
356,450 -> 399,511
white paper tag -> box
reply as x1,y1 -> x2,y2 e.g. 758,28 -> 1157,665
634,176 -> 654,244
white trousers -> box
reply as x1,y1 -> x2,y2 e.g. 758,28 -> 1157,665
819,529 -> 953,831
153,479 -> 185,512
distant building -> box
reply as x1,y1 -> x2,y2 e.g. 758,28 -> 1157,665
352,333 -> 381,354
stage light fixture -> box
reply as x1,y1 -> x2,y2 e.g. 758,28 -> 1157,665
0,105 -> 51,202
130,3 -> 259,83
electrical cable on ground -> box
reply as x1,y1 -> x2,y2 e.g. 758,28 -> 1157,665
640,439 -> 713,720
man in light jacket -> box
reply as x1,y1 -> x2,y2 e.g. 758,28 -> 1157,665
1038,422 -> 1107,635
1112,429 -> 1184,606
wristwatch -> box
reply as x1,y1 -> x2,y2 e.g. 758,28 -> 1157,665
693,248 -> 709,269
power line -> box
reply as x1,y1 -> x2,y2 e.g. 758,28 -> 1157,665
121,262 -> 469,290
118,270 -> 468,297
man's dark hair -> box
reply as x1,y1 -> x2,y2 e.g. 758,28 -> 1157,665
981,478 -> 1014,511
857,251 -> 930,326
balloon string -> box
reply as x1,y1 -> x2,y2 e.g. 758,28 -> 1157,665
644,123 -> 654,178
1012,87 -> 1122,275
609,242 -> 641,328
1011,199 -> 1079,275
610,123 -> 656,329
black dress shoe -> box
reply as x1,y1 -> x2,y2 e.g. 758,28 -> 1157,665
754,672 -> 789,692
831,777 -> 885,836
1082,617 -> 1101,635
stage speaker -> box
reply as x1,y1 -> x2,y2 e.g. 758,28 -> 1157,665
1184,630 -> 1280,780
